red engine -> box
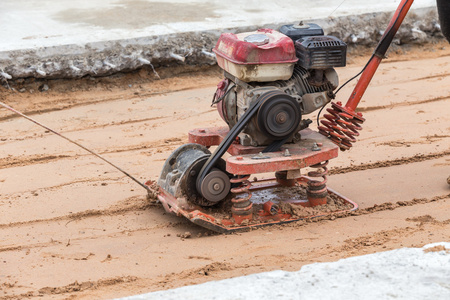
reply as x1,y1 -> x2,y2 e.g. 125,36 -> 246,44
211,23 -> 346,147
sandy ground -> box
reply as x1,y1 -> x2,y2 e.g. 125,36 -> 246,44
0,42 -> 449,299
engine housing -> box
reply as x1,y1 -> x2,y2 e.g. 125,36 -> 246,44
213,23 -> 346,147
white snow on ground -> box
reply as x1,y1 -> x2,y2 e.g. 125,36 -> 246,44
122,242 -> 450,300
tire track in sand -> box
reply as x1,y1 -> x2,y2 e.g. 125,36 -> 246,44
356,95 -> 450,113
329,149 -> 450,175
0,195 -> 154,230
0,137 -> 186,170
1,276 -> 138,300
0,115 -> 169,144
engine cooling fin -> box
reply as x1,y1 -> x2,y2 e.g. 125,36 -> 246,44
272,65 -> 334,94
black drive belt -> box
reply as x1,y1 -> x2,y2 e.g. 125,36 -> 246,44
196,91 -> 286,193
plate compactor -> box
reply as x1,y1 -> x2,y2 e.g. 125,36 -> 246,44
146,0 -> 419,233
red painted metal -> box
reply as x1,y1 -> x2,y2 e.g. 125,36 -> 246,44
189,127 -> 338,174
213,28 -> 297,65
189,126 -> 271,155
226,146 -> 337,175
189,127 -> 339,161
345,56 -> 383,111
149,177 -> 358,233
318,101 -> 365,150
263,201 -> 279,215
188,127 -> 229,148
225,130 -> 338,175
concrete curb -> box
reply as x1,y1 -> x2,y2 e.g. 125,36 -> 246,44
0,7 -> 443,80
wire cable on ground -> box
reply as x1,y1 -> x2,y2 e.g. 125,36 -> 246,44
0,100 -> 152,193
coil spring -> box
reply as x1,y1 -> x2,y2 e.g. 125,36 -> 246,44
307,161 -> 329,206
318,102 -> 364,151
230,175 -> 253,216
307,160 -> 329,189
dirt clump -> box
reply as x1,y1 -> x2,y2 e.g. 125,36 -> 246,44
177,232 -> 192,239
406,215 -> 437,223
278,186 -> 354,218
192,262 -> 233,277
423,245 -> 449,253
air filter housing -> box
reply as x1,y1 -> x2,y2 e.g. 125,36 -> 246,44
295,35 -> 347,69
279,23 -> 324,41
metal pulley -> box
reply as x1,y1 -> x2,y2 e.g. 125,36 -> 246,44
199,168 -> 230,204
158,143 -> 231,206
256,90 -> 302,140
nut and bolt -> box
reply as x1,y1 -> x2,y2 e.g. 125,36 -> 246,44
276,112 -> 287,124
252,152 -> 270,160
311,142 -> 321,151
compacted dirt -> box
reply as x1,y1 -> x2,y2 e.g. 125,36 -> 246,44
0,42 -> 449,299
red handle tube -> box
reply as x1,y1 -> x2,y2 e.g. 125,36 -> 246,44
345,0 -> 415,111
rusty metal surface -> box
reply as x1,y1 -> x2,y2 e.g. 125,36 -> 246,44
230,175 -> 253,222
318,101 -> 365,151
213,28 -> 297,65
226,129 -> 338,175
188,127 -> 229,148
150,176 -> 358,233
306,160 -> 329,206
189,127 -> 339,160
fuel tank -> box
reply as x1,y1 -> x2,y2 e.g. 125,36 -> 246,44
213,29 -> 298,82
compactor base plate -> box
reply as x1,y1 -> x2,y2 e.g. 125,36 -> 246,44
149,177 -> 357,233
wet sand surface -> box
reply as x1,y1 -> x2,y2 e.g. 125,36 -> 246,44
0,43 -> 449,299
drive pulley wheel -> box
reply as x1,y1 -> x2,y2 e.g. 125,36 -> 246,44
199,168 -> 231,204
257,90 -> 301,140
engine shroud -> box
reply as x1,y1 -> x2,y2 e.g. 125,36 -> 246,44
213,28 -> 298,82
